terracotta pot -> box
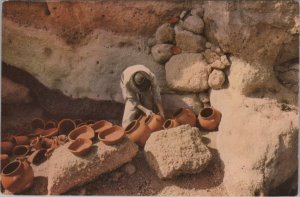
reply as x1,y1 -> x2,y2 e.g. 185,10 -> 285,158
198,107 -> 222,131
170,46 -> 182,55
13,145 -> 31,158
1,160 -> 34,194
31,118 -> 45,130
98,126 -> 125,145
30,137 -> 53,150
68,138 -> 92,156
125,120 -> 151,147
1,154 -> 10,169
1,141 -> 14,155
163,119 -> 180,129
58,119 -> 76,136
74,119 -> 83,125
68,125 -> 95,141
57,135 -> 68,145
173,108 -> 197,127
77,122 -> 86,128
40,128 -> 59,138
27,149 -> 47,165
45,120 -> 57,129
136,114 -> 147,125
12,136 -> 30,146
145,114 -> 164,132
92,120 -> 113,133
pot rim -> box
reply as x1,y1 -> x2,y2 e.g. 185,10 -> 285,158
68,138 -> 92,154
199,107 -> 215,120
68,125 -> 95,141
125,120 -> 139,134
13,145 -> 30,157
2,160 -> 23,176
163,119 -> 173,129
98,126 -> 125,143
58,119 -> 76,135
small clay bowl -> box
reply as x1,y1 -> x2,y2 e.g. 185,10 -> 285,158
58,119 -> 76,136
27,149 -> 47,165
68,138 -> 92,156
76,122 -> 86,128
31,118 -> 45,130
92,120 -> 113,133
13,145 -> 31,157
40,128 -> 59,138
68,125 -> 95,141
45,120 -> 57,129
98,126 -> 125,145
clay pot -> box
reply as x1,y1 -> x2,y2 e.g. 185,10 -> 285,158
1,154 -> 10,169
45,148 -> 55,158
58,119 -> 76,136
45,120 -> 57,129
145,114 -> 164,132
125,120 -> 151,147
74,119 -> 83,125
1,141 -> 14,155
174,108 -> 197,127
27,149 -> 47,165
136,114 -> 147,124
170,46 -> 182,55
31,118 -> 45,130
57,135 -> 68,145
30,137 -> 53,150
68,138 -> 92,156
13,145 -> 31,158
163,119 -> 180,129
98,126 -> 125,145
85,120 -> 96,125
68,125 -> 95,141
40,128 -> 59,138
11,136 -> 30,146
77,122 -> 86,127
92,120 -> 113,133
198,107 -> 222,131
1,160 -> 34,194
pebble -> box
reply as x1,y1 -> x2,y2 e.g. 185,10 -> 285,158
210,59 -> 225,69
198,92 -> 210,104
183,15 -> 204,34
151,44 -> 174,64
155,23 -> 175,44
208,69 -> 226,90
203,49 -> 220,64
123,163 -> 136,175
220,55 -> 230,67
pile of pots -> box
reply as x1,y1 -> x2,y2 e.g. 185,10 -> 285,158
123,106 -> 222,147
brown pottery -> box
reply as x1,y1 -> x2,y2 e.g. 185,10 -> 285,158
31,118 -> 45,130
1,141 -> 14,155
92,120 -> 113,133
1,154 -> 10,169
68,138 -> 92,156
45,148 -> 55,158
85,120 -> 96,125
163,119 -> 180,129
40,128 -> 59,138
12,136 -> 30,146
58,119 -> 76,136
125,120 -> 151,147
98,126 -> 125,145
30,137 -> 53,150
27,149 -> 47,165
1,160 -> 34,194
198,107 -> 222,131
174,108 -> 197,127
68,125 -> 95,141
45,120 -> 57,129
13,145 -> 31,158
145,114 -> 164,132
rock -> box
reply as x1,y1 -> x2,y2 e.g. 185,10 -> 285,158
47,138 -> 139,195
220,55 -> 230,67
274,62 -> 299,94
2,77 -> 32,103
191,7 -> 204,18
151,44 -> 174,64
123,163 -> 136,175
144,125 -> 212,179
162,93 -> 203,114
203,1 -> 299,66
198,92 -> 210,104
165,53 -> 210,92
175,30 -> 206,52
155,23 -> 175,44
111,171 -> 123,182
147,37 -> 156,47
210,89 -> 298,195
183,15 -> 204,34
203,49 -> 220,64
208,70 -> 225,90
209,60 -> 225,69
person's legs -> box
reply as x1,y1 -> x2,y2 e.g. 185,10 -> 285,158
122,101 -> 140,128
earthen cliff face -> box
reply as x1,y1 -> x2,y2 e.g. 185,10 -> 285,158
2,1 -> 299,196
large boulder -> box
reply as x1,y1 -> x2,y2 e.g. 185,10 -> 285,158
210,88 -> 298,195
175,30 -> 206,52
47,138 -> 138,195
155,23 -> 175,44
183,15 -> 204,34
165,53 -> 210,92
144,125 -> 212,179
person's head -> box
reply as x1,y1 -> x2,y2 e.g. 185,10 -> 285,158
130,71 -> 151,93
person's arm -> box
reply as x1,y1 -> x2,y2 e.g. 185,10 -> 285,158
149,74 -> 165,119
136,104 -> 153,116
